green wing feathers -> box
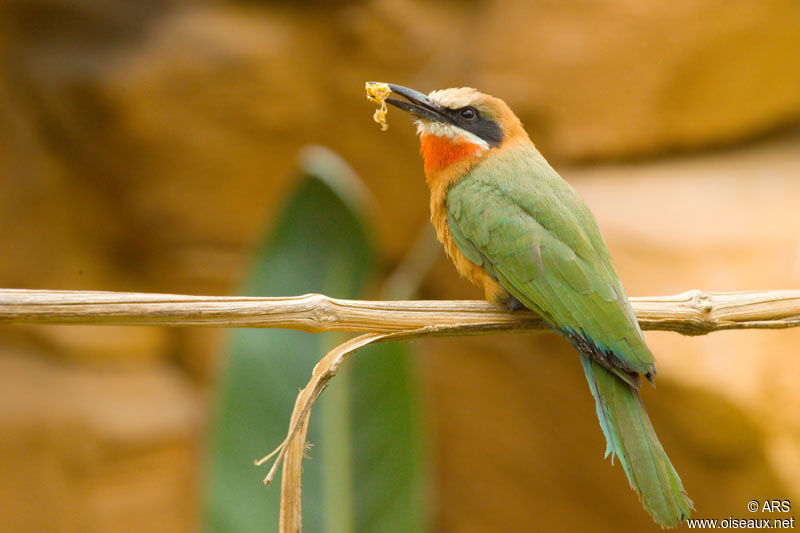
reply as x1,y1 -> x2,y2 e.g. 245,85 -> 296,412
445,146 -> 692,526
447,169 -> 655,381
582,355 -> 693,527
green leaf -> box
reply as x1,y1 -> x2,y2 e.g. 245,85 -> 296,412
205,146 -> 427,533
350,341 -> 427,532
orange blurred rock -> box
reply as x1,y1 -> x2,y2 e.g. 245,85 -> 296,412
472,0 -> 800,160
0,350 -> 202,533
33,325 -> 169,366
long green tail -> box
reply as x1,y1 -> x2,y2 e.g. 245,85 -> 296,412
580,354 -> 693,527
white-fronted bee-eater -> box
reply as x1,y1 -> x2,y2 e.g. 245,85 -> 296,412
369,82 -> 693,527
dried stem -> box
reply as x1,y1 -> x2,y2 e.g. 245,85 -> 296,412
274,332 -> 393,531
1,288 -> 800,336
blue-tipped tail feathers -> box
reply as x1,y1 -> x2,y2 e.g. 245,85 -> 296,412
581,354 -> 693,528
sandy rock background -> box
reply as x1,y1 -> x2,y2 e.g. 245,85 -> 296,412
0,1 -> 799,531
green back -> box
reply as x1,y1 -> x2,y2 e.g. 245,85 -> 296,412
446,142 -> 655,378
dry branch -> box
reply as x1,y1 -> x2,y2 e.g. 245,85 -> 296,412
1,288 -> 800,336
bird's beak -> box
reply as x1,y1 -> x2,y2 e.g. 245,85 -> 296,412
375,83 -> 448,123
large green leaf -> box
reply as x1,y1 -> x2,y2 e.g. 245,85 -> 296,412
206,146 -> 427,533
350,341 -> 427,532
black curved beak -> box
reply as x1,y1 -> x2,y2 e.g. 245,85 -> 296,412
369,82 -> 448,123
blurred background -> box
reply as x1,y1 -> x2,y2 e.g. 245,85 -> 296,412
1,0 -> 800,531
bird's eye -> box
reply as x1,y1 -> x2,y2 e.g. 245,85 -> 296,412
460,107 -> 477,120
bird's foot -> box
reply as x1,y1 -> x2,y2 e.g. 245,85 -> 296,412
507,294 -> 527,312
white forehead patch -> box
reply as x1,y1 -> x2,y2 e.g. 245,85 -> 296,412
427,87 -> 481,110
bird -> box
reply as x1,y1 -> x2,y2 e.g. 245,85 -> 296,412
371,83 -> 694,527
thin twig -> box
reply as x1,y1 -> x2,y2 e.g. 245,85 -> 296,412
1,288 -> 800,336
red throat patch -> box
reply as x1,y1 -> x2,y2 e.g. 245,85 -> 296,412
420,133 -> 483,173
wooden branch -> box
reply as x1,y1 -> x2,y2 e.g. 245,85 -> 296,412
1,288 -> 799,336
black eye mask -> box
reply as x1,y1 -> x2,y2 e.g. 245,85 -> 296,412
443,107 -> 504,147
